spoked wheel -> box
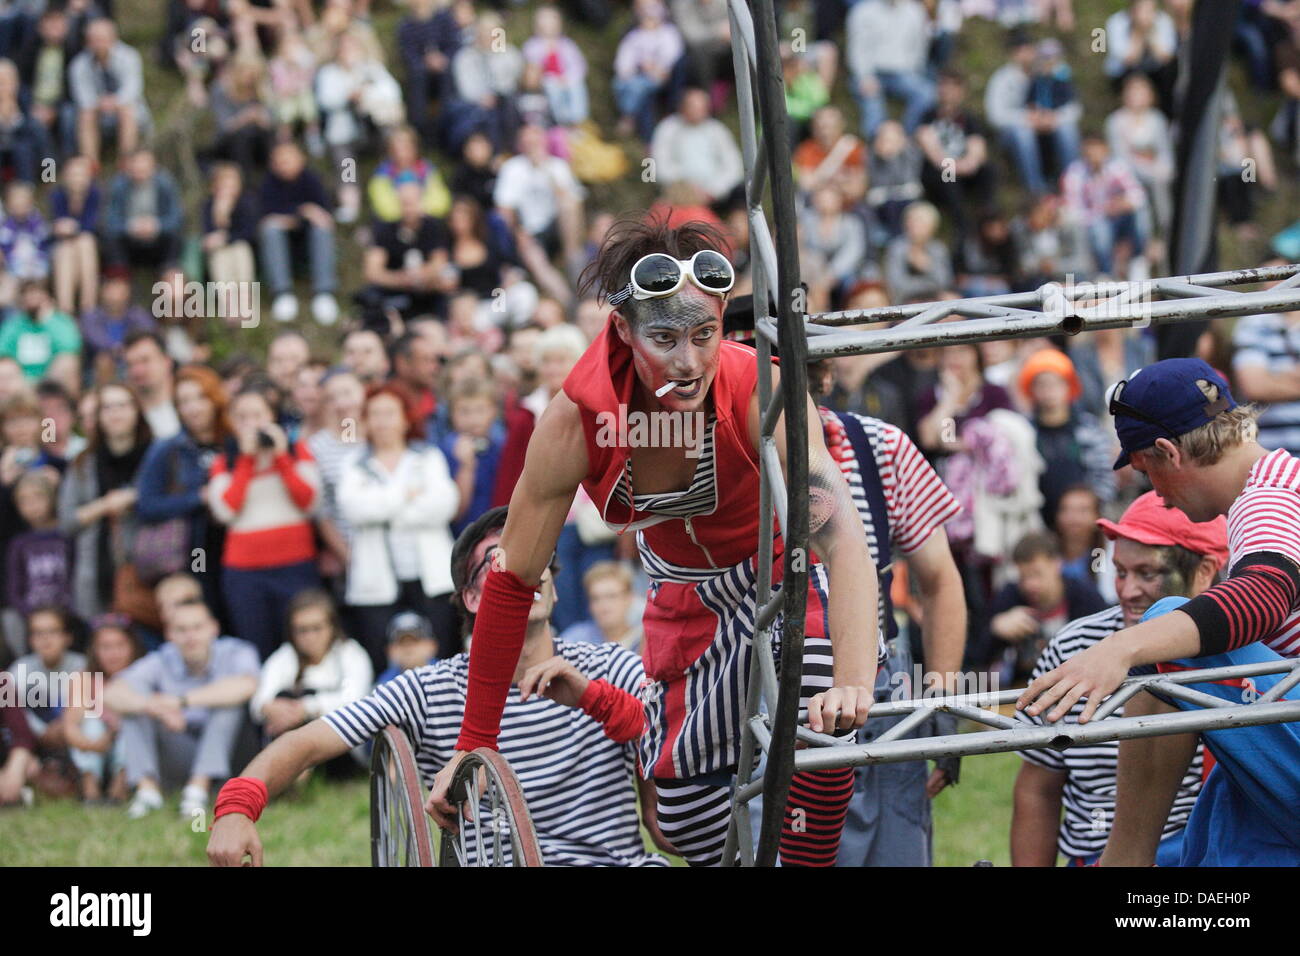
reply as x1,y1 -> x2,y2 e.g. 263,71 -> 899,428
437,748 -> 543,867
370,725 -> 435,867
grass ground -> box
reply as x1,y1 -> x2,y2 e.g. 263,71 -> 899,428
0,743 -> 1020,866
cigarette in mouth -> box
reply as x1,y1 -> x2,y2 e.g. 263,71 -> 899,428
655,381 -> 681,398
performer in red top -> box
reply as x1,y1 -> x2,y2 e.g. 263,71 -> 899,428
426,216 -> 881,866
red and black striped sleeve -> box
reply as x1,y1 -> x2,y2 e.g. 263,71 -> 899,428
1178,552 -> 1300,655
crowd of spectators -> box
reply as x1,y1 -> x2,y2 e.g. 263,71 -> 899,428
2,0 -> 1300,861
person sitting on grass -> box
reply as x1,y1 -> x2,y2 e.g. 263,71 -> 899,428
207,506 -> 673,867
248,589 -> 372,746
981,530 -> 1108,685
375,611 -> 439,684
105,598 -> 259,821
63,614 -> 143,804
0,670 -> 38,808
0,279 -> 81,381
7,606 -> 87,793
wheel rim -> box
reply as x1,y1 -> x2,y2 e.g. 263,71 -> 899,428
438,749 -> 543,867
369,725 -> 435,867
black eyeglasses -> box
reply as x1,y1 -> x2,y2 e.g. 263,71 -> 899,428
469,545 -> 501,584
1108,379 -> 1183,444
468,544 -> 558,584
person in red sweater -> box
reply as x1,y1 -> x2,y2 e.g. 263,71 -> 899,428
207,382 -> 321,660
427,216 -> 881,867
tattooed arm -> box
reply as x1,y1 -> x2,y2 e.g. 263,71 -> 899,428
749,366 -> 880,732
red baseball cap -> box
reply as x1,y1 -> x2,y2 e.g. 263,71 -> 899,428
1096,491 -> 1229,571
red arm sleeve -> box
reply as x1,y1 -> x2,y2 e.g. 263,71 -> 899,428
454,567 -> 539,752
221,455 -> 256,513
577,679 -> 644,744
273,448 -> 317,512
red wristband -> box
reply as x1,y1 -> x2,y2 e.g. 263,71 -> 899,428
577,679 -> 645,744
455,567 -> 538,752
213,776 -> 269,823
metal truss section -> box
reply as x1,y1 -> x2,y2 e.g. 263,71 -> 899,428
736,658 -> 1300,786
755,263 -> 1300,360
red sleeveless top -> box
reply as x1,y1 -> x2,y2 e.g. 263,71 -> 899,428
562,322 -> 781,570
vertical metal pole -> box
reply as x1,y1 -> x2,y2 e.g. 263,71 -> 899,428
1159,0 -> 1241,359
749,0 -> 810,868
722,0 -> 770,868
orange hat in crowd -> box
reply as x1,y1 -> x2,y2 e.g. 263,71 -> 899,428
1096,490 -> 1230,573
1018,347 -> 1082,402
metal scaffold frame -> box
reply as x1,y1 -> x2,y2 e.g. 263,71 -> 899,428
723,0 -> 1300,867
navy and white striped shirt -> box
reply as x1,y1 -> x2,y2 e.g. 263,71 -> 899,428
612,411 -> 717,518
1014,606 -> 1204,859
1232,313 -> 1300,455
323,639 -> 668,867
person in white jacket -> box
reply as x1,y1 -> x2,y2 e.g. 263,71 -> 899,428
250,589 -> 373,756
314,30 -> 404,222
339,383 -> 460,672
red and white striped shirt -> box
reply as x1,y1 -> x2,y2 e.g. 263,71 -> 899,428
820,409 -> 962,557
207,443 -> 320,570
1227,447 -> 1300,657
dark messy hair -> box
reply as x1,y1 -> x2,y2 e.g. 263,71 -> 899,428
450,506 -> 510,640
577,214 -> 731,325
449,506 -> 560,639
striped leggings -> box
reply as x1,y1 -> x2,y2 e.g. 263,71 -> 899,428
653,634 -> 856,867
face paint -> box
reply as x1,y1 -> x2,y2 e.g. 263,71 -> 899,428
625,289 -> 724,410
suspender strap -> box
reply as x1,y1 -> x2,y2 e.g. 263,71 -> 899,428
836,412 -> 898,643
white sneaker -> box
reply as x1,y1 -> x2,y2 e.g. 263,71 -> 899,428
179,784 -> 208,818
311,293 -> 339,326
19,785 -> 33,808
126,787 -> 164,820
272,293 -> 299,323
334,204 -> 359,225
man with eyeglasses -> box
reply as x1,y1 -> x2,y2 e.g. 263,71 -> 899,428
207,506 -> 671,866
1018,357 -> 1300,865
1011,491 -> 1220,866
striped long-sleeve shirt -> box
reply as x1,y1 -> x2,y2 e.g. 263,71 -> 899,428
324,639 -> 669,867
1179,448 -> 1300,657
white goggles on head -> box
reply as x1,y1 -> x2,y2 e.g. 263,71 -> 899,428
606,250 -> 735,307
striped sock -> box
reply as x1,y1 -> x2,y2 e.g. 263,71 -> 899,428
778,767 -> 855,867
654,779 -> 735,867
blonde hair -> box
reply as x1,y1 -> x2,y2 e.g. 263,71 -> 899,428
1134,404 -> 1261,468
583,561 -> 633,594
534,323 -> 588,366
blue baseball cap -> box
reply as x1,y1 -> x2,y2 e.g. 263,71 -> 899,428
1109,358 -> 1237,470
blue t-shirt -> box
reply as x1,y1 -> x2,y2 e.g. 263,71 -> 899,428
439,431 -> 503,537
